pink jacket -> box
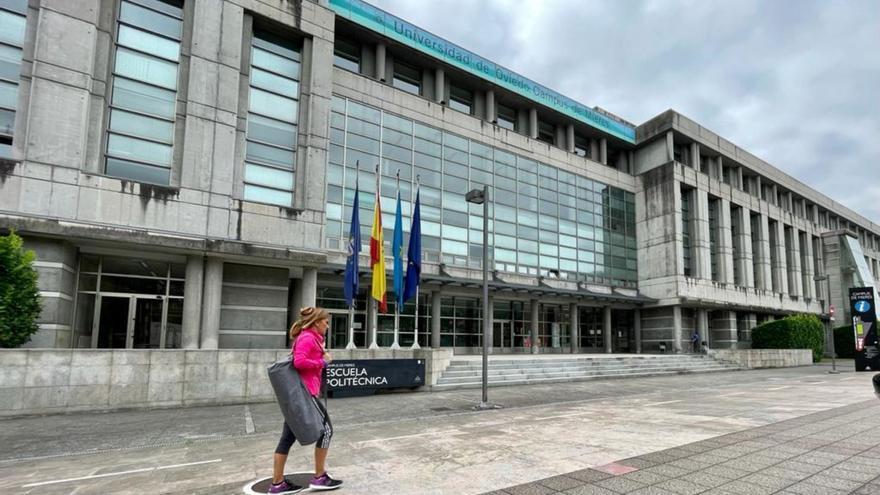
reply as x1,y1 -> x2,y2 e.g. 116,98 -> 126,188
293,327 -> 325,396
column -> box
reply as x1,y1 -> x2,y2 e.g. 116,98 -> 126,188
300,267 -> 317,308
181,255 -> 204,349
771,220 -> 788,294
802,230 -> 816,300
755,214 -> 772,290
665,131 -> 675,162
199,258 -> 223,349
530,299 -> 539,354
569,302 -> 578,353
770,184 -> 778,206
734,207 -> 755,288
692,189 -> 712,279
590,139 -> 600,162
367,298 -> 378,348
711,311 -> 737,349
565,124 -> 575,154
485,89 -> 495,123
603,306 -> 612,353
634,308 -> 642,354
431,290 -> 441,348
528,108 -> 538,140
736,166 -> 744,190
690,142 -> 701,171
718,199 -> 735,284
787,227 -> 802,297
755,176 -> 763,200
375,43 -> 386,81
697,308 -> 709,348
599,138 -> 608,165
672,306 -> 683,353
434,67 -> 444,104
739,312 -> 757,347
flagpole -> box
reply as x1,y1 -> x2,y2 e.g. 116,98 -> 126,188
412,176 -> 421,349
345,161 -> 360,350
369,163 -> 380,350
392,170 -> 401,350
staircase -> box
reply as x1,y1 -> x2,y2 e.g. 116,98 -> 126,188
433,354 -> 739,390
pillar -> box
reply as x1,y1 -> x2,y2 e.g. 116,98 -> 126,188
672,305 -> 683,353
697,308 -> 709,348
368,298 -> 378,348
434,67 -> 444,104
375,42 -> 386,81
301,267 -> 317,309
530,299 -> 539,354
485,89 -> 495,123
431,290 -> 441,348
665,131 -> 675,162
734,207 -> 755,288
787,227 -> 802,297
565,124 -> 575,153
690,142 -> 701,171
599,138 -> 608,165
718,199 -> 735,284
755,176 -> 763,200
739,312 -> 757,347
528,108 -> 538,140
200,258 -> 223,349
603,306 -> 612,353
634,308 -> 642,354
711,311 -> 737,349
770,184 -> 778,206
692,189 -> 712,279
181,255 -> 204,349
590,139 -> 599,162
755,214 -> 772,290
736,167 -> 744,190
569,302 -> 578,353
802,230 -> 816,300
771,220 -> 788,294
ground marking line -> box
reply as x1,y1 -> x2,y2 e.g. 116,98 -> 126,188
768,386 -> 791,391
244,405 -> 255,434
353,429 -> 460,446
644,400 -> 682,407
535,411 -> 593,421
720,392 -> 746,397
21,459 -> 222,488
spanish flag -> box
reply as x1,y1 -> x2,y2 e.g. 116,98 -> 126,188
370,193 -> 388,313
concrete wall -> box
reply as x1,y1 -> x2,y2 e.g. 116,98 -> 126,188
0,348 -> 454,416
709,349 -> 812,369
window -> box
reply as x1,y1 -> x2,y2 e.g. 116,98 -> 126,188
243,30 -> 302,207
574,135 -> 589,158
708,197 -> 719,281
105,0 -> 183,185
731,205 -> 742,285
448,84 -> 472,115
496,102 -> 516,130
681,187 -> 692,277
537,120 -> 554,144
333,37 -> 360,73
0,0 -> 26,158
392,60 -> 421,95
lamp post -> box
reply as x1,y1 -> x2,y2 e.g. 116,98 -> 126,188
465,185 -> 495,409
814,274 -> 839,374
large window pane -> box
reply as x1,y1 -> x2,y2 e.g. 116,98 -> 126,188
109,109 -> 173,143
0,80 -> 16,110
244,183 -> 292,206
107,133 -> 172,165
247,113 -> 296,149
118,25 -> 180,61
244,162 -> 294,189
120,1 -> 182,39
252,47 -> 300,79
250,68 -> 299,98
115,48 -> 178,89
0,9 -> 25,47
111,77 -> 176,118
0,44 -> 22,80
249,87 -> 297,123
106,157 -> 170,184
246,141 -> 295,169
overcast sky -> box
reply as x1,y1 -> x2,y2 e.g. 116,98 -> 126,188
369,0 -> 880,224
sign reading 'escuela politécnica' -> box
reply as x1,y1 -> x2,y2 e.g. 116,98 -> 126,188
329,0 -> 636,144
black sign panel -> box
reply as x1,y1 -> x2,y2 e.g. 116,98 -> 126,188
326,359 -> 425,397
849,287 -> 879,372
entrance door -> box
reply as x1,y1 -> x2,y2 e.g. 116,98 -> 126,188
492,320 -> 511,348
327,311 -> 366,349
96,296 -> 130,348
132,296 -> 164,349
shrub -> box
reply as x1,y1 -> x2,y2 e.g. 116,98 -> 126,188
751,314 -> 824,362
0,231 -> 41,348
833,325 -> 855,359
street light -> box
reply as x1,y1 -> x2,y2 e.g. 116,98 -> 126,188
814,274 -> 839,374
465,185 -> 496,409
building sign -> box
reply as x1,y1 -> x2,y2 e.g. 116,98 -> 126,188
329,0 -> 637,144
849,287 -> 879,371
326,359 -> 425,397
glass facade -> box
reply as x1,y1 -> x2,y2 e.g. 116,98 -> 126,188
326,96 -> 638,287
708,197 -> 719,281
0,0 -> 26,158
243,31 -> 302,207
105,0 -> 183,185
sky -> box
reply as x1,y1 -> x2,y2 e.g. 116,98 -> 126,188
369,0 -> 880,224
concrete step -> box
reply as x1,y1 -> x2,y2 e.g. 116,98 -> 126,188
435,365 -> 735,385
433,367 -> 738,390
439,362 -> 727,377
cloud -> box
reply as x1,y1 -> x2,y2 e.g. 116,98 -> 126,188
369,0 -> 880,223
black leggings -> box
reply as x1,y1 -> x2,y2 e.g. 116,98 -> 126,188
275,396 -> 333,454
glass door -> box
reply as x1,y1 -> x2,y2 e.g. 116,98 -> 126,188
96,295 -> 131,348
493,320 -> 512,348
132,296 -> 165,349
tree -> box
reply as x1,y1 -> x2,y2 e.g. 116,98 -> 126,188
0,230 -> 41,348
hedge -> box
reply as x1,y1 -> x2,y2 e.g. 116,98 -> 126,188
833,325 -> 855,359
751,314 -> 824,363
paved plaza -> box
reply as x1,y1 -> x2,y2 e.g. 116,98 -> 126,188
1,364 -> 878,494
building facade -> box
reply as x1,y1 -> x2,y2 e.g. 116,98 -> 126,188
1,0 -> 878,353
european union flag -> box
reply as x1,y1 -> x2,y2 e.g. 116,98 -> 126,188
392,191 -> 404,308
343,186 -> 361,308
403,190 -> 421,303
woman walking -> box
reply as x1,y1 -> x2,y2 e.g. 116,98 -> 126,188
269,306 -> 343,494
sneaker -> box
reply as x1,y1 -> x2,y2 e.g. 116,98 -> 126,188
268,478 -> 304,494
309,472 -> 343,491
